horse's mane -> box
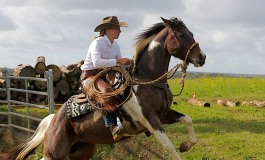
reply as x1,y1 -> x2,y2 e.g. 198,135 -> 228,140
133,18 -> 184,64
133,23 -> 164,63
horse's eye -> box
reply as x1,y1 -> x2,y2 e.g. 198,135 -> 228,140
178,33 -> 185,38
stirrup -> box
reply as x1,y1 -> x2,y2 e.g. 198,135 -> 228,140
116,117 -> 130,130
110,126 -> 122,141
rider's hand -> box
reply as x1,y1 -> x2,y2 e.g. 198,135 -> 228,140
117,58 -> 132,65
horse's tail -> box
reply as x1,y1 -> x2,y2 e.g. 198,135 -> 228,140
0,114 -> 55,160
17,113 -> 55,159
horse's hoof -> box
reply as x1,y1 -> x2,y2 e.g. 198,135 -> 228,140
179,141 -> 189,152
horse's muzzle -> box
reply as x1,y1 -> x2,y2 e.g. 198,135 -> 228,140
193,52 -> 206,67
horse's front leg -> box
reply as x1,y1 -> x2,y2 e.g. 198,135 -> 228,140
139,116 -> 182,160
162,109 -> 197,152
125,87 -> 182,159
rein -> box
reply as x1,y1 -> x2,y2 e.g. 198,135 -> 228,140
172,42 -> 198,96
90,42 -> 199,100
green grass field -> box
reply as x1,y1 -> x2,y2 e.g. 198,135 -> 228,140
170,76 -> 265,101
1,76 -> 265,160
93,104 -> 264,160
92,76 -> 265,160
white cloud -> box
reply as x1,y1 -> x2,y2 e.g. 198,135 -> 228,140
0,0 -> 265,74
211,31 -> 230,49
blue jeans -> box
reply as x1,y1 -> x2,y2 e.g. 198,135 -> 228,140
103,112 -> 117,127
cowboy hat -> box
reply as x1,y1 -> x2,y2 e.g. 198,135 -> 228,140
94,16 -> 128,32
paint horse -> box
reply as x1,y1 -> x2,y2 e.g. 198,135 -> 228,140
1,17 -> 206,160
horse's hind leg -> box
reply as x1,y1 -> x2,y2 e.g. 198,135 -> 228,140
43,112 -> 76,160
68,142 -> 97,160
162,108 -> 197,152
43,129 -> 73,160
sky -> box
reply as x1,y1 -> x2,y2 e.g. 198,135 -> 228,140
0,0 -> 264,75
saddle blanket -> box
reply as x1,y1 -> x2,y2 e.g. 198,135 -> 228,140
66,95 -> 96,118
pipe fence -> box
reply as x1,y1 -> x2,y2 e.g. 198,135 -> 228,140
0,69 -> 54,134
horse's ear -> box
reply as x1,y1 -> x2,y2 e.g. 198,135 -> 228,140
161,17 -> 173,27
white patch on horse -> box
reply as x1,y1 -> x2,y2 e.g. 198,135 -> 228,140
123,86 -> 182,159
153,130 -> 182,160
123,85 -> 154,129
180,115 -> 197,144
123,85 -> 143,121
148,40 -> 160,52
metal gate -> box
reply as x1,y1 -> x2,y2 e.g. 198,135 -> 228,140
0,69 -> 54,134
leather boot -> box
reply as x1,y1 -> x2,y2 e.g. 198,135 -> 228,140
122,121 -> 130,130
110,125 -> 122,141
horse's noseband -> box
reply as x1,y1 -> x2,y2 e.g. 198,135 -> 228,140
183,42 -> 199,65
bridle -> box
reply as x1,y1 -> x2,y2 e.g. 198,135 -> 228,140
183,42 -> 199,66
170,29 -> 199,66
132,27 -> 199,96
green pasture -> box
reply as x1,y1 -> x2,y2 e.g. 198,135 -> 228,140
1,76 -> 265,160
93,104 -> 264,160
169,76 -> 265,101
92,76 -> 265,160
